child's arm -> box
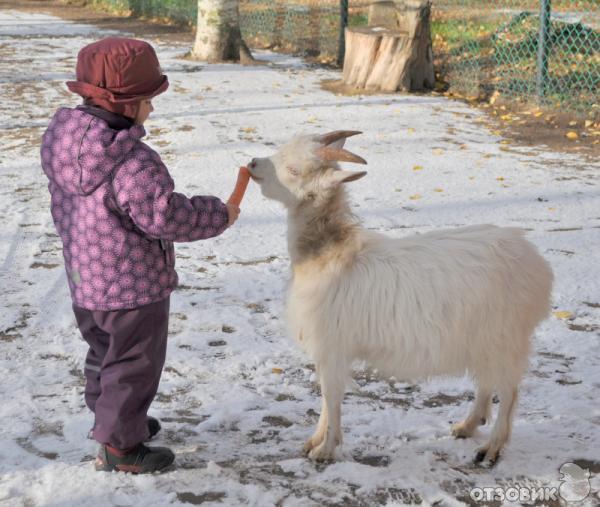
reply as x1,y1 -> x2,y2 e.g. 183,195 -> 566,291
113,153 -> 229,242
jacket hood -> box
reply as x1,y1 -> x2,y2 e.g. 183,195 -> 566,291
41,107 -> 145,196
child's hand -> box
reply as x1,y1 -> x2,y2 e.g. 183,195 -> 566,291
226,202 -> 240,227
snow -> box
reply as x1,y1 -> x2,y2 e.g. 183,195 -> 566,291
1,8 -> 599,507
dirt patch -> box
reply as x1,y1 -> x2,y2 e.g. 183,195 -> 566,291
456,95 -> 599,162
262,415 -> 293,428
176,491 -> 227,505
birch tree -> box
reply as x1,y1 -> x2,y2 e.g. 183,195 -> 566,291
192,0 -> 254,63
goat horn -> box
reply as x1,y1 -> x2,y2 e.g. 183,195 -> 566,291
317,130 -> 363,146
317,146 -> 367,165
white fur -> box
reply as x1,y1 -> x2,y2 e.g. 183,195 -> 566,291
248,134 -> 554,464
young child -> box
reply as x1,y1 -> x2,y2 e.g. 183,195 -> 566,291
40,37 -> 240,473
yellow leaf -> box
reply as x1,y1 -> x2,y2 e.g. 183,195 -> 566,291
566,131 -> 578,140
432,148 -> 444,155
407,127 -> 415,134
568,120 -> 577,127
241,127 -> 257,133
534,111 -> 543,118
585,120 -> 593,128
433,188 -> 444,192
553,311 -> 573,320
271,367 -> 284,374
409,194 -> 421,200
412,165 -> 424,171
496,176 -> 505,181
548,207 -> 556,211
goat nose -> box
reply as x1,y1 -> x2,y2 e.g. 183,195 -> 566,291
249,159 -> 256,168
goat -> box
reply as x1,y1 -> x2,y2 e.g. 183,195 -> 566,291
247,131 -> 553,465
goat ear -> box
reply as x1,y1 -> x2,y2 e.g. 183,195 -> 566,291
328,170 -> 367,186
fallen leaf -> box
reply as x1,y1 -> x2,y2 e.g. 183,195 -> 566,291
412,165 -> 424,171
566,131 -> 578,140
432,148 -> 444,155
433,188 -> 444,192
568,120 -> 577,127
409,194 -> 421,200
271,367 -> 284,374
407,127 -> 415,134
553,311 -> 573,320
496,176 -> 505,181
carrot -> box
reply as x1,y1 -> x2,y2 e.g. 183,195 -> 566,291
227,166 -> 251,207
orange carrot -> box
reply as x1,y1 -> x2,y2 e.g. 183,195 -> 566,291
227,166 -> 251,206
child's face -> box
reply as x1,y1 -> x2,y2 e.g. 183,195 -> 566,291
134,99 -> 154,125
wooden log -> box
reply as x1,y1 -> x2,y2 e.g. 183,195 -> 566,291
341,0 -> 434,92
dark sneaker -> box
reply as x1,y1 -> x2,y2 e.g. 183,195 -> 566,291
88,416 -> 162,441
95,443 -> 175,473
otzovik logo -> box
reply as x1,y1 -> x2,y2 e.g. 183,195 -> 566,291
469,462 -> 593,504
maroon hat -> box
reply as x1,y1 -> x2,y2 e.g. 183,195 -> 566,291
66,37 -> 169,119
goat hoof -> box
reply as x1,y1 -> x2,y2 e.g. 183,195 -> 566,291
308,443 -> 335,462
474,448 -> 499,467
302,439 -> 314,455
474,449 -> 487,463
451,422 -> 473,439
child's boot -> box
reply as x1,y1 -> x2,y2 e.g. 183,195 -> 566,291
95,443 -> 174,473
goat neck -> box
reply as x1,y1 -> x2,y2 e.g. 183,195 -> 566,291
287,186 -> 361,267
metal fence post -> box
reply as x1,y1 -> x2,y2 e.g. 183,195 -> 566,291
338,0 -> 349,66
536,0 -> 552,102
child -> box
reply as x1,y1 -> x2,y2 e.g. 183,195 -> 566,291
40,37 -> 240,473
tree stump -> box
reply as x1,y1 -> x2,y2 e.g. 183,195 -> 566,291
341,0 -> 434,92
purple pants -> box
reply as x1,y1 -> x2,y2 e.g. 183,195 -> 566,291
73,297 -> 170,449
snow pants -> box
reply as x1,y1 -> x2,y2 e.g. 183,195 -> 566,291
72,297 -> 170,449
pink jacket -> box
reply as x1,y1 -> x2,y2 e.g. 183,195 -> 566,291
41,106 -> 229,310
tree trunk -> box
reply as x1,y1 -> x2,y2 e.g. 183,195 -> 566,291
192,0 -> 254,63
341,0 -> 434,92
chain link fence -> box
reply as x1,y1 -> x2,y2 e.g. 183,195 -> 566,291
87,0 -> 598,114
431,0 -> 599,114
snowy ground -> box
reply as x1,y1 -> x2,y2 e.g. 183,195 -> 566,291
1,9 -> 599,507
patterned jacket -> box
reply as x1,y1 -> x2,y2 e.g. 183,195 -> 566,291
41,106 -> 229,310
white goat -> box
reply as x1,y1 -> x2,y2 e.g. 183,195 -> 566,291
247,131 -> 553,465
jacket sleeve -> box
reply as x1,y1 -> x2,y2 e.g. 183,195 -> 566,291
112,150 -> 229,242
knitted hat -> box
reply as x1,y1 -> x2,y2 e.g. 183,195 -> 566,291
66,37 -> 169,119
